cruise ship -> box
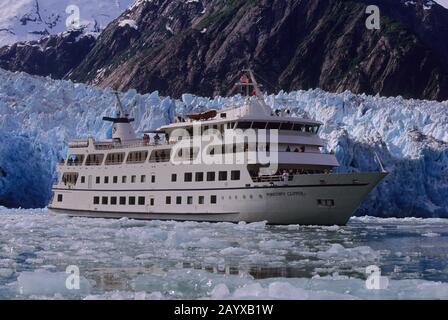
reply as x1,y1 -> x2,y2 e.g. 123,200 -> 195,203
48,71 -> 387,225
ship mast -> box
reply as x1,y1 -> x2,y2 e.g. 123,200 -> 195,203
235,68 -> 271,115
114,91 -> 126,117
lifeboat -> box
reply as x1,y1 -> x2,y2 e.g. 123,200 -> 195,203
187,109 -> 218,121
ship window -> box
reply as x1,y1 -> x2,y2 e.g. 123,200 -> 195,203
129,197 -> 136,205
317,199 -> 335,207
131,175 -> 136,183
122,176 -> 127,183
171,174 -> 177,182
211,195 -> 217,204
220,113 -> 227,118
207,172 -> 215,181
176,196 -> 182,205
267,122 -> 281,130
105,152 -> 125,165
199,196 -> 204,205
104,176 -> 109,184
252,122 -> 267,129
218,171 -> 227,181
236,122 -> 252,129
57,194 -> 63,202
85,154 -> 104,166
120,197 -> 126,205
111,197 -> 117,205
150,149 -> 170,163
96,176 -> 100,184
141,175 -> 146,183
166,196 -> 171,205
62,172 -> 79,186
281,123 -> 294,130
231,171 -> 240,181
67,154 -> 85,166
127,151 -> 148,164
138,197 -> 145,205
293,123 -> 303,131
195,172 -> 204,182
102,197 -> 108,205
187,196 -> 193,205
81,176 -> 85,183
150,198 -> 155,206
151,175 -> 156,183
113,176 -> 118,184
93,196 -> 99,205
184,172 -> 193,182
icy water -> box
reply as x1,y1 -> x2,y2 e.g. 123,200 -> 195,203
0,208 -> 448,300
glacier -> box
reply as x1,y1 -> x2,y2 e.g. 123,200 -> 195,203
0,68 -> 447,217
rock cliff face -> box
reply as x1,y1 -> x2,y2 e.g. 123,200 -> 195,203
0,30 -> 96,78
1,0 -> 448,100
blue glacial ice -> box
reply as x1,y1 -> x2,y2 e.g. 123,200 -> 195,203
0,68 -> 447,217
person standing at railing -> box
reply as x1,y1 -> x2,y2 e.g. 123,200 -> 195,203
143,134 -> 150,146
282,171 -> 289,183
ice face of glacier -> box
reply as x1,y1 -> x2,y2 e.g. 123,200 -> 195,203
0,68 -> 447,216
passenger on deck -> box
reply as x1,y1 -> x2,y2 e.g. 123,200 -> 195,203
282,171 -> 289,182
143,134 -> 150,146
154,134 -> 161,145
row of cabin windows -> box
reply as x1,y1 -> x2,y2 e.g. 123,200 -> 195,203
74,171 -> 238,186
93,196 -> 148,206
69,150 -> 169,166
166,195 -> 217,205
68,142 -> 275,167
183,122 -> 319,134
79,175 -> 156,185
235,122 -> 320,133
171,171 -> 240,183
92,195 -> 217,206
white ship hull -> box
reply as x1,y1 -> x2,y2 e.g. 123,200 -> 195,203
50,78 -> 387,226
49,172 -> 386,225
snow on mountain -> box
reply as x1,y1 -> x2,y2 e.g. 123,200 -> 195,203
0,68 -> 447,216
435,0 -> 448,9
0,0 -> 134,45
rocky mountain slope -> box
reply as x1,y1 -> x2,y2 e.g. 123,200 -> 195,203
0,30 -> 96,78
1,0 -> 448,100
66,0 -> 448,100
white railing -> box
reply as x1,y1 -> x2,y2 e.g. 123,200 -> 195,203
94,139 -> 170,151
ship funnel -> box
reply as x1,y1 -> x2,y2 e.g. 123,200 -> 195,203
103,92 -> 137,142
